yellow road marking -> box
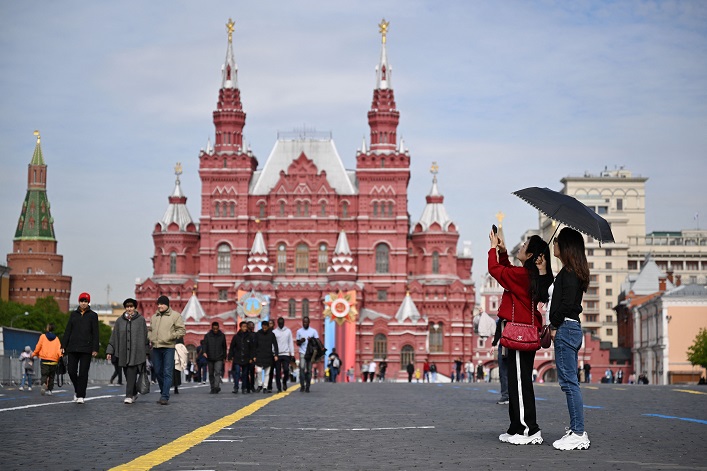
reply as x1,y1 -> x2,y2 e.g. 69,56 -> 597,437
109,388 -> 294,471
674,389 -> 707,395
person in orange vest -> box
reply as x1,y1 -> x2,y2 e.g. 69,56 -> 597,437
33,323 -> 62,396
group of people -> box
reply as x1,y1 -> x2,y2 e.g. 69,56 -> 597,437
489,226 -> 592,451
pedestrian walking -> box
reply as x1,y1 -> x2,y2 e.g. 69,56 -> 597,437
273,317 -> 295,392
465,359 -> 474,383
378,359 -> 387,382
246,321 -> 256,392
295,316 -> 318,392
62,292 -> 99,404
454,358 -> 463,383
328,348 -> 342,383
147,295 -> 186,405
423,360 -> 430,383
228,321 -> 255,394
361,361 -> 369,382
33,324 -> 62,396
368,359 -> 377,382
489,231 -> 552,445
406,362 -> 414,382
106,298 -> 149,404
19,346 -> 35,391
549,227 -> 591,451
430,362 -> 438,383
253,320 -> 279,393
492,318 -> 510,405
202,322 -> 227,394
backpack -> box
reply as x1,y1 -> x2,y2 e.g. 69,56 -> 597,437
332,356 -> 341,368
305,337 -> 327,362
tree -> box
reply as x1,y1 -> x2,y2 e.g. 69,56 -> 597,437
686,328 -> 707,370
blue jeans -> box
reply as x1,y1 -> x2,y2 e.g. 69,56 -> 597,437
554,321 -> 585,434
152,347 -> 175,401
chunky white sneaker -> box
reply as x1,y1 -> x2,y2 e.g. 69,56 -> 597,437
553,430 -> 590,450
45,391 -> 53,396
124,397 -> 133,404
499,433 -> 513,443
508,431 -> 543,445
28,387 -> 32,391
76,397 -> 84,404
72,394 -> 78,402
41,385 -> 46,395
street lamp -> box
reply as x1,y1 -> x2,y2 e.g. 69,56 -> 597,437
10,311 -> 29,327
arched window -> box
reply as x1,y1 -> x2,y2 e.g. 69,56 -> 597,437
280,201 -> 285,217
373,334 -> 387,359
342,202 -> 348,218
277,244 -> 286,273
304,201 -> 310,217
320,202 -> 326,217
388,202 -> 394,217
381,157 -> 385,168
259,203 -> 265,218
217,243 -> 231,274
230,202 -> 235,217
318,244 -> 328,273
373,201 -> 378,217
302,299 -> 310,318
170,252 -> 177,274
214,202 -> 220,217
432,251 -> 440,274
429,322 -> 444,353
295,243 -> 309,273
400,345 -> 415,370
296,202 -> 302,217
288,298 -> 296,318
375,243 -> 389,273
223,157 -> 227,168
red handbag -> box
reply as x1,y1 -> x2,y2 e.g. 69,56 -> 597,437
500,297 -> 541,352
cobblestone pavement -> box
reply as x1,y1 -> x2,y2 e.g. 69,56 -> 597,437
0,379 -> 705,470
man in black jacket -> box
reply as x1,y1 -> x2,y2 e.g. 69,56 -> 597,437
253,320 -> 279,393
203,322 -> 227,394
228,322 -> 254,394
61,292 -> 99,404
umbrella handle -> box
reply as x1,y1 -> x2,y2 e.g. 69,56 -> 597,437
548,224 -> 561,244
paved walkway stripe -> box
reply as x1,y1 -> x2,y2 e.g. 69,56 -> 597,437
674,389 -> 707,396
108,389 -> 294,471
643,414 -> 707,425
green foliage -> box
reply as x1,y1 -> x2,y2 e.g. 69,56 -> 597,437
686,328 -> 707,369
0,297 -> 112,358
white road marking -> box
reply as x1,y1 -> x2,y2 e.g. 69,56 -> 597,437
0,394 -> 117,412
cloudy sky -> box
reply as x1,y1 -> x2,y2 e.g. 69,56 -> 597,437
1,1 -> 706,306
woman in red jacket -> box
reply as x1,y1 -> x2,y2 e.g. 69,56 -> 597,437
489,231 -> 552,445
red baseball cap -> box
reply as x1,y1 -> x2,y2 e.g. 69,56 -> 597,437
78,292 -> 91,302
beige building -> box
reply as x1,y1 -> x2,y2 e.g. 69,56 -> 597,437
534,167 -> 707,346
633,283 -> 707,385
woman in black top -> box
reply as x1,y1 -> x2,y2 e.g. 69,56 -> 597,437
549,228 -> 591,450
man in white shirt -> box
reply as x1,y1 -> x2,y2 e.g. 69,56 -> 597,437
273,317 -> 295,393
295,316 -> 319,393
368,360 -> 377,382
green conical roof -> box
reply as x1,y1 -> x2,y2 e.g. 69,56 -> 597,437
30,140 -> 45,166
15,132 -> 55,241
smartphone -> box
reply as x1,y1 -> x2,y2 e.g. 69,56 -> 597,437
492,224 -> 498,235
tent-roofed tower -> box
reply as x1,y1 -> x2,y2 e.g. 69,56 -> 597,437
6,131 -> 72,311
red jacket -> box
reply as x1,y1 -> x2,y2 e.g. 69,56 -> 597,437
488,248 -> 543,329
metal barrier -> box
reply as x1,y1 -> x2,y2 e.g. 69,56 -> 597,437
0,354 -> 115,388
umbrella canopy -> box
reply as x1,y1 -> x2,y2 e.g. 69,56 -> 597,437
513,187 -> 615,243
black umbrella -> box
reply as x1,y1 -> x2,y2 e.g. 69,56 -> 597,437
513,187 -> 615,243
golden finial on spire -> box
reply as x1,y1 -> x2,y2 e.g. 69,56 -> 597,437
175,162 -> 183,177
226,18 -> 235,42
430,161 -> 439,176
495,211 -> 505,228
33,130 -> 40,144
378,19 -> 390,44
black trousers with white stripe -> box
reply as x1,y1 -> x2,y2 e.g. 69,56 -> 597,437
506,348 -> 540,436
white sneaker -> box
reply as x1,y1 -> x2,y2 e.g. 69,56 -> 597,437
45,391 -> 53,396
124,397 -> 133,404
72,394 -> 78,402
76,397 -> 84,404
41,385 -> 46,395
499,433 -> 513,443
28,387 -> 32,391
19,386 -> 24,391
508,431 -> 543,445
553,430 -> 590,450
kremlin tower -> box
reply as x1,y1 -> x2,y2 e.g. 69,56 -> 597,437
7,131 -> 72,312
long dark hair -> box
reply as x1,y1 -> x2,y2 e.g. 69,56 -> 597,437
555,227 -> 590,292
522,235 -> 552,303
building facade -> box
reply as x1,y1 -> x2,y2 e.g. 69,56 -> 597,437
136,20 -> 476,378
6,132 -> 72,312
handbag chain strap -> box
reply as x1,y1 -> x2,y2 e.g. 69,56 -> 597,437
511,294 -> 535,327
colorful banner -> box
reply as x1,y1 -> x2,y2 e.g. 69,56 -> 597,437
323,290 -> 358,325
